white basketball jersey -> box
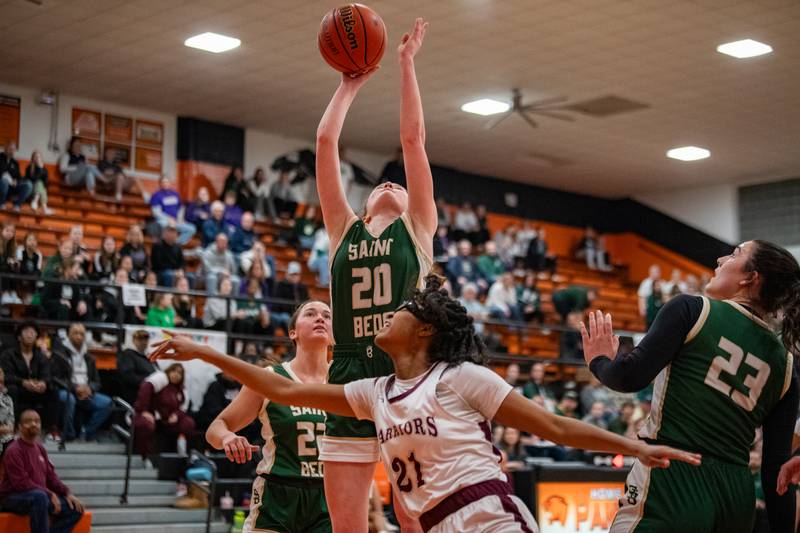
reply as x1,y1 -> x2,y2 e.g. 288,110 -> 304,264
345,362 -> 513,518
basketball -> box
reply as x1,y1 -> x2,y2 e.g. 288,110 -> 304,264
318,4 -> 387,76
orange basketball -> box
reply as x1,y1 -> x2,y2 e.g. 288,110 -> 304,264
318,4 -> 387,76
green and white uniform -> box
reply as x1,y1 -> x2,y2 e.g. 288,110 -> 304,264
611,298 -> 794,533
244,362 -> 331,533
319,213 -> 431,463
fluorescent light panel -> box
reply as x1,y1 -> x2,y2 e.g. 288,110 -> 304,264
184,32 -> 241,53
461,99 -> 510,116
667,146 -> 710,161
717,39 -> 772,59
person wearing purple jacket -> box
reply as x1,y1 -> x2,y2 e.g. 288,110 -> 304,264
0,410 -> 84,532
149,177 -> 196,245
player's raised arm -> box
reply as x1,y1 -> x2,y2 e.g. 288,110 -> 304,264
495,390 -> 702,468
316,70 -> 378,244
398,18 -> 437,250
150,332 -> 355,418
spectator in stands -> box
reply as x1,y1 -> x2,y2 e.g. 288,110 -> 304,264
270,261 -> 309,329
447,239 -> 485,296
525,226 -> 557,277
646,279 -> 665,329
203,276 -> 233,330
240,241 -> 274,281
661,268 -> 686,298
0,368 -> 14,448
221,165 -> 255,213
435,197 -> 451,232
1,322 -> 55,436
172,276 -> 203,329
559,312 -> 585,361
117,330 -> 156,405
582,401 -> 609,429
555,390 -> 580,419
222,189 -> 243,228
68,224 -> 91,268
493,224 -> 516,267
0,141 -> 33,212
230,211 -> 256,256
0,409 -> 84,531
59,136 -> 100,196
474,204 -> 491,246
201,200 -> 231,247
248,167 -> 271,220
196,372 -> 245,432
41,258 -> 92,321
133,363 -> 195,460
458,283 -> 488,336
595,234 -> 613,271
149,177 -> 196,245
608,401 -> 636,436
233,278 -> 274,336
523,362 -> 556,411
185,186 -> 212,233
503,363 -> 523,394
15,232 -> 42,302
551,285 -> 596,323
486,272 -> 523,322
97,145 -> 137,202
575,226 -> 608,271
451,201 -> 479,243
203,233 -> 239,294
307,227 -> 330,287
243,254 -> 275,298
293,205 -> 319,251
496,426 -> 528,471
432,225 -> 450,264
477,241 -> 507,286
42,237 -> 73,279
91,235 -> 120,282
636,264 -> 661,318
517,272 -> 544,324
684,274 -> 700,296
512,223 -> 537,272
120,224 -> 149,283
580,375 -> 612,415
268,171 -> 299,221
0,221 -> 19,304
25,149 -> 52,214
51,323 -> 112,441
151,224 -> 189,288
146,292 -> 175,327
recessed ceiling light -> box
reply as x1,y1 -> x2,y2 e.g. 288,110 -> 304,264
184,32 -> 241,53
461,99 -> 510,116
716,39 -> 772,59
667,146 -> 710,161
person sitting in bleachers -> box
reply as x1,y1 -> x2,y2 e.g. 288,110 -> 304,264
486,272 -> 523,322
67,224 -> 91,269
220,165 -> 255,213
14,232 -> 42,303
25,149 -> 52,214
522,363 -> 556,412
292,205 -> 319,251
270,261 -> 308,329
551,284 -> 597,323
146,292 -> 175,328
458,282 -> 488,337
149,176 -> 196,246
0,322 -> 56,438
559,311 -> 585,361
91,235 -> 120,282
0,221 -> 20,304
0,368 -> 14,449
512,222 -> 537,273
202,233 -> 239,294
40,258 -> 92,322
267,170 -> 299,221
435,196 -> 451,233
119,224 -> 149,283
582,401 -> 609,430
450,201 -> 479,244
97,145 -> 138,202
0,410 -> 84,531
0,141 -> 33,212
58,136 -> 101,196
116,330 -> 156,405
151,224 -> 190,288
232,277 -> 274,336
118,254 -> 145,286
202,276 -> 233,330
661,268 -> 687,298
229,211 -> 256,256
307,226 -> 330,287
172,276 -> 203,329
222,189 -> 243,229
133,363 -> 195,460
51,323 -> 112,442
239,241 -> 275,282
496,426 -> 528,471
42,237 -> 74,279
636,264 -> 661,318
474,204 -> 491,246
95,267 -> 144,324
525,226 -> 557,278
248,167 -> 271,221
242,255 -> 274,298
432,225 -> 450,264
201,200 -> 231,247
518,271 -> 544,324
446,239 -> 485,296
185,186 -> 212,233
476,240 -> 507,286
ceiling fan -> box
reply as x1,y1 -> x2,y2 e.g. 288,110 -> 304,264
486,88 -> 576,129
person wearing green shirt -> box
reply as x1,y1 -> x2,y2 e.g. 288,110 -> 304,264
146,293 -> 175,327
477,241 -> 507,285
646,280 -> 665,329
552,285 -> 596,322
522,362 -> 557,411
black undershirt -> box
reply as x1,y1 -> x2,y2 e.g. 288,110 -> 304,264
589,293 -> 798,532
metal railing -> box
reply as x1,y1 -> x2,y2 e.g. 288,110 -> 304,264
110,396 -> 136,505
188,449 -> 218,533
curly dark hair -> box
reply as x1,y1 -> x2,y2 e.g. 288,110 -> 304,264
402,274 -> 487,367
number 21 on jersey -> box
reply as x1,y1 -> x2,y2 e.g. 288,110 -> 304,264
392,452 -> 425,493
704,336 -> 770,411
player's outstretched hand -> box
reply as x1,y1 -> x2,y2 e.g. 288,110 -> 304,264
635,442 -> 702,469
398,17 -> 428,61
777,456 -> 800,495
149,330 -> 208,363
341,65 -> 379,90
222,434 -> 260,464
581,309 -> 620,365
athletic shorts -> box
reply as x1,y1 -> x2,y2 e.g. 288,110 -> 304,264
319,343 -> 394,463
612,455 -> 754,533
244,475 -> 331,533
429,494 -> 538,533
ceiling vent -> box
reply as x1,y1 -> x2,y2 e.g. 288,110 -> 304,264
566,95 -> 650,117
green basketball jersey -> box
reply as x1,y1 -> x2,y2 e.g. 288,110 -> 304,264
329,214 -> 431,348
256,363 -> 326,478
640,298 -> 793,466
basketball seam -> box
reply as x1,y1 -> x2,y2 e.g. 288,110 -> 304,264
354,4 -> 368,65
332,6 -> 361,71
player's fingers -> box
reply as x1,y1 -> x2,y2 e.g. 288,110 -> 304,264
777,468 -> 789,494
579,322 -> 589,344
596,310 -> 605,336
400,33 -> 410,44
236,439 -> 246,463
666,448 -> 701,466
604,312 -> 613,337
245,440 -> 254,461
588,311 -> 597,338
224,444 -> 234,462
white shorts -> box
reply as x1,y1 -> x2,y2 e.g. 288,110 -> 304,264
318,435 -> 380,463
430,494 -> 539,533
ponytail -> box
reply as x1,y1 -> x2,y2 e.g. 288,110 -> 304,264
779,277 -> 800,355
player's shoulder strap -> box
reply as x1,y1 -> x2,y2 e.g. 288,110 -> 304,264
683,295 -> 711,344
780,352 -> 794,399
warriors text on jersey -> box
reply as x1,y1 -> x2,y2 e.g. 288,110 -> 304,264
256,363 -> 326,479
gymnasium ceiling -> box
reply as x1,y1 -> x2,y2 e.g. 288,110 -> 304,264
2,0 -> 800,197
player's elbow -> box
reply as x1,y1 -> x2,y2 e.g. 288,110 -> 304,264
400,126 -> 425,147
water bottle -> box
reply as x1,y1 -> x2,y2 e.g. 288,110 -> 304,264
232,510 -> 245,533
177,434 -> 187,456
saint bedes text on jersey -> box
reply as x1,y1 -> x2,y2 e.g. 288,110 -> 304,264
348,238 -> 394,261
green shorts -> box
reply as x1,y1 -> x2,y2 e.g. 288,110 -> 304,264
245,475 -> 330,533
319,343 -> 394,463
612,455 -> 755,533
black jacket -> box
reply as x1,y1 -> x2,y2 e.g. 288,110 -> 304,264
24,164 -> 48,186
197,373 -> 241,428
271,280 -> 309,314
116,347 -> 156,402
50,342 -> 101,394
151,240 -> 184,272
40,276 -> 93,320
0,153 -> 21,183
0,347 -> 51,397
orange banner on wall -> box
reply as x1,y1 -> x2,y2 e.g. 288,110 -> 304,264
537,481 -> 624,533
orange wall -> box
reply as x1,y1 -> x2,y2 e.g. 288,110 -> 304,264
176,160 -> 229,200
